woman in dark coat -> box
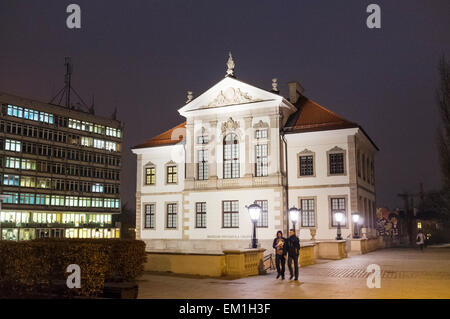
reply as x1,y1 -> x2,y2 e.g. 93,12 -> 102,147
272,230 -> 286,279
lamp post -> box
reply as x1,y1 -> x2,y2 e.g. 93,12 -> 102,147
334,212 -> 344,240
352,213 -> 360,239
289,206 -> 299,234
247,203 -> 262,249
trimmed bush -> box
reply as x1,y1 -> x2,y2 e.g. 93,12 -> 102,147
0,239 -> 146,298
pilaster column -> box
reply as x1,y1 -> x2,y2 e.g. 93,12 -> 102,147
269,113 -> 281,175
209,120 -> 218,179
185,121 -> 195,181
244,116 -> 253,177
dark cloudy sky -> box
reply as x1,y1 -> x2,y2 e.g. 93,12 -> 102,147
0,0 -> 449,210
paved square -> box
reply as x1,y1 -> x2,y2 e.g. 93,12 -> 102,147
137,246 -> 450,299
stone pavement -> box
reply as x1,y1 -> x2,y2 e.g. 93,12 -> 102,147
137,246 -> 450,299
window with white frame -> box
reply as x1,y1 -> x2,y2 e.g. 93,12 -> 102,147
144,204 -> 155,229
166,165 -> 177,184
195,202 -> 207,228
329,153 -> 345,175
300,198 -> 315,227
255,144 -> 268,177
223,133 -> 239,179
166,203 -> 177,228
223,200 -> 239,228
255,129 -> 267,139
145,166 -> 156,185
330,197 -> 346,227
197,135 -> 209,144
255,200 -> 268,228
198,149 -> 208,180
299,155 -> 314,176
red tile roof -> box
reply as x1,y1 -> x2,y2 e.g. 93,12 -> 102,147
133,122 -> 186,149
133,95 -> 377,150
283,96 -> 357,133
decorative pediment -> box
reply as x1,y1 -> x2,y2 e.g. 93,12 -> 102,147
253,120 -> 269,128
298,148 -> 314,155
328,146 -> 345,153
206,87 -> 262,108
144,161 -> 155,167
221,117 -> 240,134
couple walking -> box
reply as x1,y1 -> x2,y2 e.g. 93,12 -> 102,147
272,229 -> 300,281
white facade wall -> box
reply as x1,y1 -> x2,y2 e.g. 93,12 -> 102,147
133,76 -> 378,252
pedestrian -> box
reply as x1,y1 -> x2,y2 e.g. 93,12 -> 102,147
272,230 -> 286,280
416,230 -> 426,251
286,228 -> 300,281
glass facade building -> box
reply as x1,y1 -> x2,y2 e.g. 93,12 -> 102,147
0,93 -> 122,240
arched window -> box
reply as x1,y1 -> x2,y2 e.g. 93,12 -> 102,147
223,133 -> 239,179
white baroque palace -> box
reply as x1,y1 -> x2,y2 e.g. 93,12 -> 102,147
132,55 -> 378,252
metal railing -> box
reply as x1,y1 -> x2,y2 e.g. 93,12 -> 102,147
263,253 -> 275,271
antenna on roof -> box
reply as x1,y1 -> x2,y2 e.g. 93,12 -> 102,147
50,57 -> 89,111
89,94 -> 96,115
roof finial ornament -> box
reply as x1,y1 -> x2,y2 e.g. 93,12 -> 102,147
226,52 -> 235,78
271,78 -> 279,93
186,91 -> 193,104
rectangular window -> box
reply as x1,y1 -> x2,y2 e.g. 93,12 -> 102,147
93,139 -> 105,149
331,197 -> 346,227
300,199 -> 315,227
6,157 -> 21,169
5,139 -> 21,152
255,129 -> 268,139
166,203 -> 177,229
195,202 -> 207,228
167,165 -> 177,184
92,183 -> 104,193
198,150 -> 208,180
197,135 -> 209,144
3,174 -> 20,186
145,167 -> 156,185
223,200 -> 239,228
255,144 -> 268,177
329,153 -> 344,175
299,155 -> 314,176
254,200 -> 268,228
144,204 -> 155,229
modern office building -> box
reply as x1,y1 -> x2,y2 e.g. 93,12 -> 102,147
0,92 -> 122,240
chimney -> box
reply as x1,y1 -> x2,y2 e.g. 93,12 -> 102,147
288,81 -> 304,104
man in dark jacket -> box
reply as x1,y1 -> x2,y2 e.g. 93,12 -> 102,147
286,228 -> 300,281
272,230 -> 286,279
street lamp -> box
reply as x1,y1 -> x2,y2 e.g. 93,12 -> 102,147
334,212 -> 344,240
289,206 -> 299,234
247,202 -> 262,249
352,213 -> 360,239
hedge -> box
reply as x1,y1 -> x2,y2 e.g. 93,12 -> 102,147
0,239 -> 147,298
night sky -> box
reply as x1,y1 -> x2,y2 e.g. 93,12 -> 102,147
0,0 -> 449,210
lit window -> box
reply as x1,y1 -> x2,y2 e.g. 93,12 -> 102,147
167,165 -> 177,184
92,183 -> 104,193
5,139 -> 21,152
145,167 -> 156,185
94,139 -> 105,149
331,198 -> 346,227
